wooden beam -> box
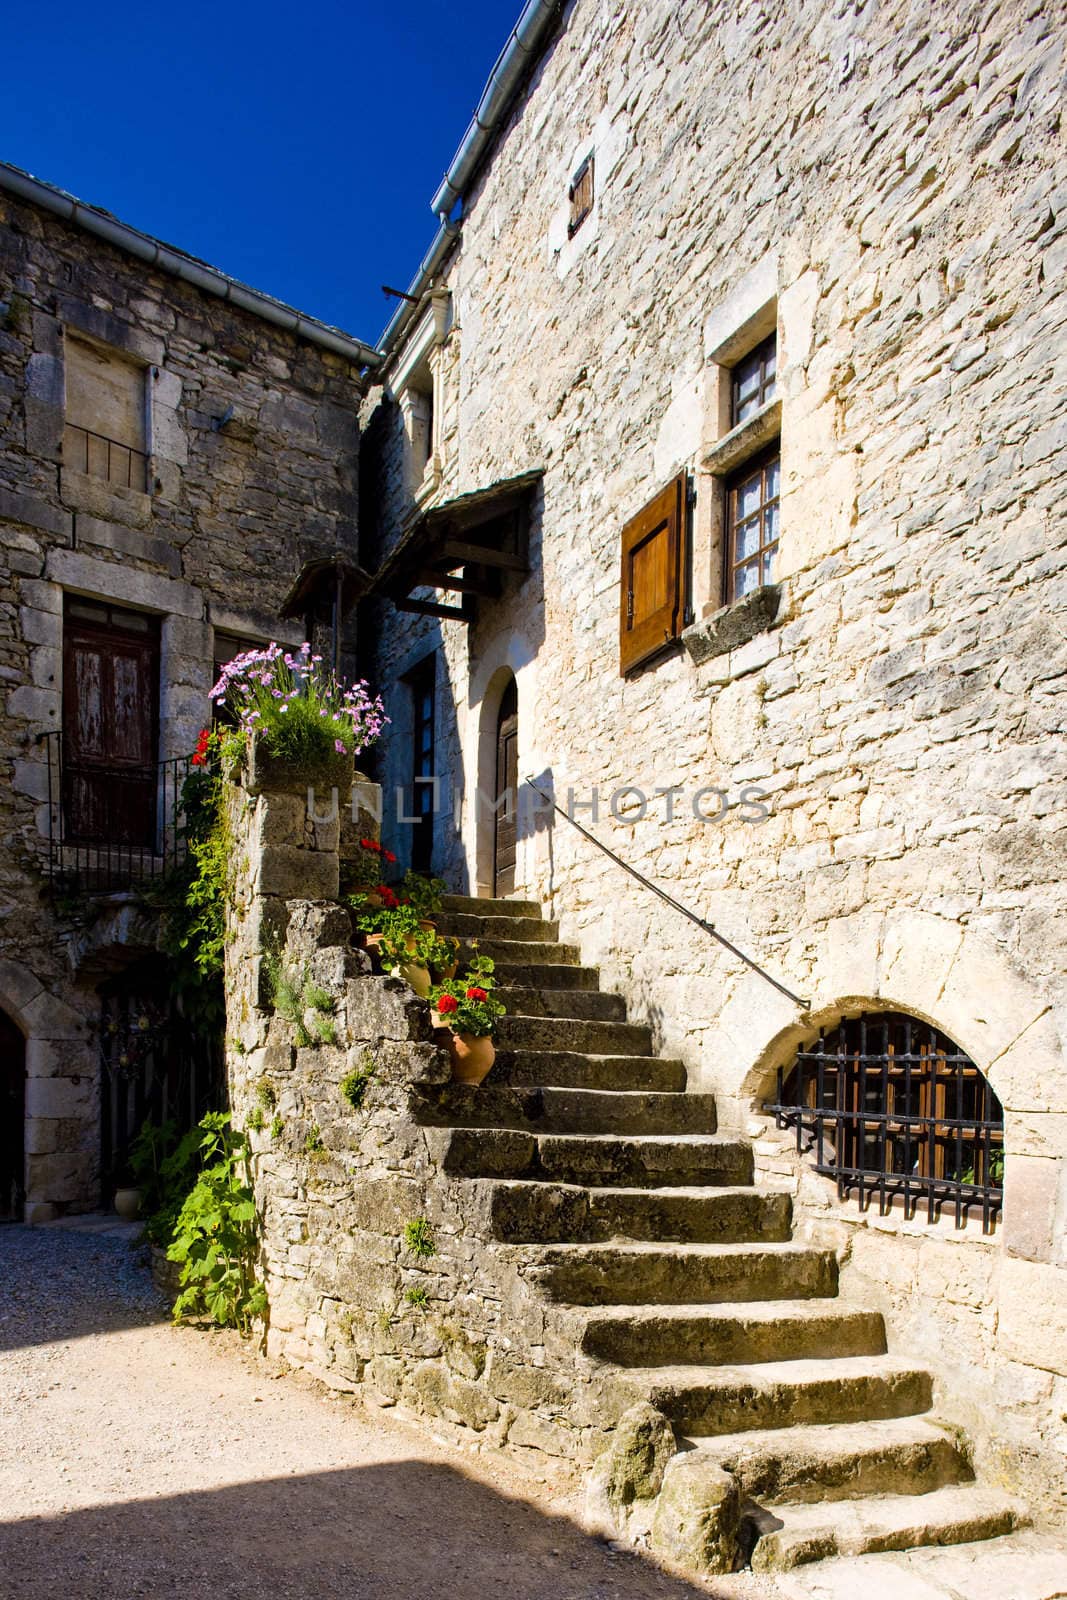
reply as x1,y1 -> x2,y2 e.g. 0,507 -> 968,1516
394,597 -> 469,622
440,540 -> 528,572
416,568 -> 496,595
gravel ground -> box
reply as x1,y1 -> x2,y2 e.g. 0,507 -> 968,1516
0,1225 -> 1062,1600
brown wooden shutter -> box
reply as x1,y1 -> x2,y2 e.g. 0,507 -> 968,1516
619,472 -> 687,674
63,605 -> 159,845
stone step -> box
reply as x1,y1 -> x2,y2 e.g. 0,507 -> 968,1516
628,1355 -> 933,1436
441,1129 -> 752,1187
692,1415 -> 971,1506
491,963 -> 601,990
489,1184 -> 791,1245
436,912 -> 559,941
492,1050 -> 688,1093
581,1298 -> 884,1366
414,1085 -> 716,1137
527,1241 -> 837,1306
746,1483 -> 1024,1572
496,986 -> 628,1022
496,1014 -> 655,1056
459,938 -> 582,967
442,894 -> 542,919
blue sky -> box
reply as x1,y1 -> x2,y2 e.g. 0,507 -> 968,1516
2,0 -> 521,344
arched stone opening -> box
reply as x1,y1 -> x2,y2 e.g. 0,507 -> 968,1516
764,1006 -> 1005,1232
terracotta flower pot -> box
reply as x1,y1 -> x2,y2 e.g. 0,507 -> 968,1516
446,1031 -> 495,1086
398,961 -> 432,998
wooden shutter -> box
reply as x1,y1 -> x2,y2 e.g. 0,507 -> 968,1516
619,472 -> 687,674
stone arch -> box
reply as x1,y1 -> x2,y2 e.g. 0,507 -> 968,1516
0,956 -> 97,1221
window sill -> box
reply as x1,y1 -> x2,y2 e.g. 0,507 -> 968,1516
60,468 -> 152,530
702,398 -> 782,477
681,583 -> 781,668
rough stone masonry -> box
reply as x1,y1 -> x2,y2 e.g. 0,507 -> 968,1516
360,0 -> 1067,1530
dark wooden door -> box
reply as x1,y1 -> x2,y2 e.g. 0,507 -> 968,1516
63,604 -> 159,846
0,1012 -> 25,1223
408,657 -> 436,875
493,680 -> 518,897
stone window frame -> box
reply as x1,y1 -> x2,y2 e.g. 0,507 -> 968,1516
388,291 -> 452,507
683,264 -> 784,668
26,295 -> 186,531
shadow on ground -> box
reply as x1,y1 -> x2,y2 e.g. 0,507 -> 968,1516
0,1224 -> 162,1351
0,1460 -> 721,1600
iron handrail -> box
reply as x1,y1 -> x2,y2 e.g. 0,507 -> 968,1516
521,775 -> 809,1009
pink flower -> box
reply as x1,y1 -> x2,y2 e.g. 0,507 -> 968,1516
335,739 -> 348,754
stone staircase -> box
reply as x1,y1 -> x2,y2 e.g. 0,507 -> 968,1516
417,893 -> 1025,1574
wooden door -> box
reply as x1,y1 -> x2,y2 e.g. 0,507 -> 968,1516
0,1011 -> 25,1223
63,603 -> 159,846
493,680 -> 518,897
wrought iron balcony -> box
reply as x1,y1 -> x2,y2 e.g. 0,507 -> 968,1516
40,730 -> 192,891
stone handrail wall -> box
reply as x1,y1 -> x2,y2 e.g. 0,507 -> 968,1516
222,763 -> 633,1475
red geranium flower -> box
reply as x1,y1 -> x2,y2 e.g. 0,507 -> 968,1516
377,885 -> 398,908
465,987 -> 488,1003
383,849 -> 397,864
360,837 -> 382,853
436,993 -> 458,1015
191,728 -> 212,767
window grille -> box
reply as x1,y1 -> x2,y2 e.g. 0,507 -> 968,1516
764,1011 -> 1004,1233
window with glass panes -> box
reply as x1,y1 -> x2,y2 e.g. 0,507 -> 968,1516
731,333 -> 777,425
725,446 -> 780,601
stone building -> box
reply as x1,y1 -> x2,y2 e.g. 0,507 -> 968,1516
356,0 -> 1067,1552
0,160 -> 376,1221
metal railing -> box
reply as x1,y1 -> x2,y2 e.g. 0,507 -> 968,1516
764,1012 -> 1004,1233
521,775 -> 809,1008
64,423 -> 148,491
41,731 -> 192,891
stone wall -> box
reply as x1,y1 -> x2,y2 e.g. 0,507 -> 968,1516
0,189 -> 366,1216
362,0 -> 1067,1518
223,763 -> 632,1476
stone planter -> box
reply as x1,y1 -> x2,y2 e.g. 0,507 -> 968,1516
242,730 -> 354,797
114,1186 -> 142,1220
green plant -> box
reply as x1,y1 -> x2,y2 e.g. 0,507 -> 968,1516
428,955 -> 506,1037
304,1123 -> 325,1156
403,1217 -> 436,1259
269,1113 -> 284,1140
264,951 -> 337,1048
167,1112 -> 267,1335
256,1080 -> 277,1110
404,1285 -> 429,1310
340,1053 -> 376,1110
129,1118 -> 205,1249
246,1106 -> 265,1132
400,870 -> 447,920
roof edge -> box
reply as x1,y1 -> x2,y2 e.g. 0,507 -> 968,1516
0,161 -> 381,370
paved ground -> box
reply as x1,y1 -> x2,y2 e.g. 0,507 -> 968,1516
0,1222 -> 1063,1600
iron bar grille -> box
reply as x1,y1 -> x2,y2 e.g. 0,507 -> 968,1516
42,730 -> 192,892
64,423 -> 148,491
98,975 -> 224,1201
764,1011 -> 1004,1233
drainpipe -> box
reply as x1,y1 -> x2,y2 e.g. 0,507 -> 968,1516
376,0 -> 561,360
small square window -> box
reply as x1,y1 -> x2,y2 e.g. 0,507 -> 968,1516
568,155 -> 595,238
731,333 -> 777,428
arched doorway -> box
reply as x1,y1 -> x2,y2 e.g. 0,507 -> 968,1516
0,1010 -> 26,1222
493,677 -> 518,897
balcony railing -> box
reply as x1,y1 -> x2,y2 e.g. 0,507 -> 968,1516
40,731 -> 192,891
63,423 -> 148,492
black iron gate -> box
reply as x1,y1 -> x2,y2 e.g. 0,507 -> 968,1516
98,964 -> 223,1203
